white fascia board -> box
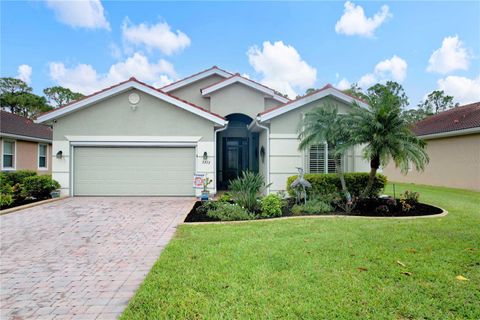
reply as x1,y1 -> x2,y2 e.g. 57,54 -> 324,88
0,133 -> 52,143
202,76 -> 290,104
35,81 -> 227,126
258,88 -> 369,122
162,68 -> 232,92
70,142 -> 197,147
65,136 -> 202,142
418,126 -> 480,140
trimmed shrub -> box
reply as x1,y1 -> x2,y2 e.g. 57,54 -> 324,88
260,194 -> 283,218
287,173 -> 387,198
291,199 -> 333,215
21,175 -> 60,200
1,183 -> 14,208
2,170 -> 37,186
206,202 -> 255,221
218,192 -> 233,203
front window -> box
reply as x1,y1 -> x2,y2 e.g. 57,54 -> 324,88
2,140 -> 15,169
38,144 -> 47,169
308,143 -> 342,174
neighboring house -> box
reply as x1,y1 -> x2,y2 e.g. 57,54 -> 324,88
384,102 -> 480,191
36,66 -> 370,197
1,111 -> 53,174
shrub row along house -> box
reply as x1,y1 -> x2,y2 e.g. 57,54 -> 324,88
1,111 -> 52,174
35,66 -> 372,197
384,102 -> 480,191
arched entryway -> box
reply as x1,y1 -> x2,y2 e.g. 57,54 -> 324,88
217,113 -> 259,189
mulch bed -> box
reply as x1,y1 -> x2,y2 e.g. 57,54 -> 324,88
184,198 -> 444,223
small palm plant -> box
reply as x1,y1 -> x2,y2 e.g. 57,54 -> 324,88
347,85 -> 429,197
298,104 -> 353,201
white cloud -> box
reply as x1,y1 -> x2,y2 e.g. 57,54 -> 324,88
358,55 -> 408,89
335,1 -> 391,37
49,52 -> 177,95
336,78 -> 351,90
122,18 -> 191,55
374,55 -> 407,82
358,73 -> 377,88
247,41 -> 317,98
437,75 -> 480,105
46,0 -> 110,30
16,64 -> 32,84
427,36 -> 470,74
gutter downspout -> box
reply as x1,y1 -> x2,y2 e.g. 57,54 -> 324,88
214,122 -> 229,196
254,118 -> 271,194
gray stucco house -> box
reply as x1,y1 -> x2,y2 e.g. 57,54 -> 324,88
36,66 -> 370,197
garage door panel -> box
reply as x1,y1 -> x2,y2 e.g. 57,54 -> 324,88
74,147 -> 195,196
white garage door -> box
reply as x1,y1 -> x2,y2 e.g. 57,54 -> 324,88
74,147 -> 195,196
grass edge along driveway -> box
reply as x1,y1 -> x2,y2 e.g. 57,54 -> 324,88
122,183 -> 480,319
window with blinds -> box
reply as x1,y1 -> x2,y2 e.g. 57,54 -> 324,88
309,144 -> 343,174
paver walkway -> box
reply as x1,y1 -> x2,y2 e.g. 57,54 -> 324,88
0,197 -> 194,320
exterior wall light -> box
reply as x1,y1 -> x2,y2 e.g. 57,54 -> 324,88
56,151 -> 63,159
203,151 -> 208,160
260,146 -> 265,163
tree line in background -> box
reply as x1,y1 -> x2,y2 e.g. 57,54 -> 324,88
0,77 -> 84,119
301,81 -> 457,125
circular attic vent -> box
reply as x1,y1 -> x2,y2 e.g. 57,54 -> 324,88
128,92 -> 140,104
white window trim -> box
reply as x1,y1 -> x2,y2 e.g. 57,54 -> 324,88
2,139 -> 16,171
306,142 -> 346,174
38,143 -> 48,170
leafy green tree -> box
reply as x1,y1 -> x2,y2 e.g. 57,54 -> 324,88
298,104 -> 354,200
296,88 -> 317,99
1,78 -> 32,114
347,84 -> 429,197
418,90 -> 456,114
402,108 -> 429,125
367,81 -> 409,109
43,86 -> 84,108
0,77 -> 51,118
343,83 -> 368,101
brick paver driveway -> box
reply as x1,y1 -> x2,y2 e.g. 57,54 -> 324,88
0,197 -> 194,320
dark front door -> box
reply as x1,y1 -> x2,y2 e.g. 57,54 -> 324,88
223,137 -> 249,185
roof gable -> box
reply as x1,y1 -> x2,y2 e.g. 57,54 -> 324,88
257,84 -> 369,122
161,66 -> 232,93
35,78 -> 226,126
201,74 -> 290,104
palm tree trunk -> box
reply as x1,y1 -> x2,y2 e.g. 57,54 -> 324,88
335,155 -> 350,201
362,155 -> 380,198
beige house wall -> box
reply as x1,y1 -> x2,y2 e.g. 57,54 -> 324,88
383,133 -> 480,191
168,75 -> 225,110
49,89 -> 218,197
0,137 -> 52,174
265,97 -> 371,192
209,83 -> 268,119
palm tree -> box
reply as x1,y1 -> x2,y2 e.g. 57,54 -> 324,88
298,105 -> 353,200
347,86 -> 429,197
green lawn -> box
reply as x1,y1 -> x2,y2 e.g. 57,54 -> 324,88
121,183 -> 480,319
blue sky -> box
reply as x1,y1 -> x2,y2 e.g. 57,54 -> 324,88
2,1 -> 479,107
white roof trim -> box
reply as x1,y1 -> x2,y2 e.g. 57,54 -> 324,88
161,68 -> 232,92
35,80 -> 227,126
65,135 -> 202,142
257,87 -> 369,122
0,132 -> 52,143
417,126 -> 480,140
202,75 -> 290,104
